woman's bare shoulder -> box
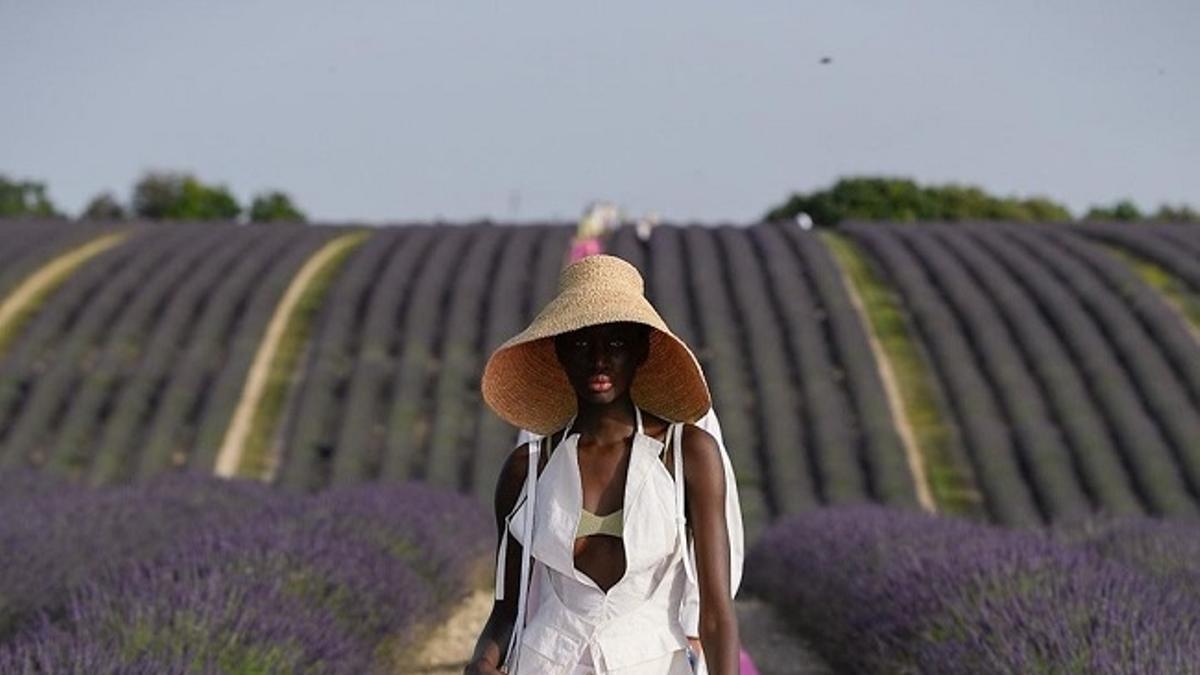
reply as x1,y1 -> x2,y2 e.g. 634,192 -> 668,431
641,410 -> 672,443
679,423 -> 721,472
493,441 -> 535,517
502,440 -> 534,472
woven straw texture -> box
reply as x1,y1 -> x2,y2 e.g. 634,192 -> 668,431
481,255 -> 711,435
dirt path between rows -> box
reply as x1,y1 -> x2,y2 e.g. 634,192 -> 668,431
407,589 -> 832,674
824,231 -> 936,514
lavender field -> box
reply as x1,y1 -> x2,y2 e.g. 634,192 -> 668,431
4,220 -> 1200,538
0,469 -> 491,674
3,218 -> 1200,671
745,505 -> 1200,674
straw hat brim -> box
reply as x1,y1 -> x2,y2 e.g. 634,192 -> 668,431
481,257 -> 711,436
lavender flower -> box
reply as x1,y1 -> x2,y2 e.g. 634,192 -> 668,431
0,470 -> 492,674
747,505 -> 1200,674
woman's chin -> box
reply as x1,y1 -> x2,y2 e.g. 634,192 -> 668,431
579,388 -> 620,405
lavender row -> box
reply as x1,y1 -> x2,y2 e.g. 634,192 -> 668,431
48,228 -> 230,475
0,220 -> 123,299
745,504 -> 1200,674
426,226 -> 508,489
134,228 -> 302,478
1077,223 -> 1200,295
274,223 -> 571,496
787,225 -> 918,507
90,228 -> 272,483
186,228 -> 339,470
0,469 -> 491,674
0,231 -> 148,465
679,225 -> 771,538
966,226 -> 1196,516
468,226 -> 543,505
285,229 -> 404,490
903,226 -> 1092,520
0,225 -> 341,485
285,227 -> 435,492
843,224 -> 1041,524
1029,226 -> 1200,494
377,227 -> 474,483
0,227 -> 192,472
718,225 -> 821,514
930,226 -> 1143,516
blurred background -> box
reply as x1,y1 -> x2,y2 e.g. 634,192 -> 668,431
3,3 -> 1200,674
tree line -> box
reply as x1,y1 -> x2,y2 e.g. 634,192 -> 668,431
0,171 -> 306,223
2,171 -> 1196,226
764,177 -> 1199,227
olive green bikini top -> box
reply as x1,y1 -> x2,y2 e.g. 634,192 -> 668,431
540,427 -> 628,539
542,421 -> 672,540
576,506 -> 624,538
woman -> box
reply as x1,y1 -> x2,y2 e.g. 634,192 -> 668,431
468,255 -> 740,674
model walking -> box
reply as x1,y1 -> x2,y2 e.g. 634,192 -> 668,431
468,254 -> 740,674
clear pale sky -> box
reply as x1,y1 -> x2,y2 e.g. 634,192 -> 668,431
2,1 -> 1197,224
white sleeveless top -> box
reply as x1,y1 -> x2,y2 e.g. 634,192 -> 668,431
496,407 -> 697,674
513,407 -> 745,644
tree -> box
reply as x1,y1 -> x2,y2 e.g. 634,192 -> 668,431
131,171 -> 241,221
1084,199 -> 1144,222
1151,203 -> 1200,223
1020,197 -> 1074,222
249,190 -> 306,223
763,176 -> 1073,226
80,191 -> 126,221
0,173 -> 62,218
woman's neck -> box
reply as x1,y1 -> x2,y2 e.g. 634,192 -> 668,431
572,396 -> 638,448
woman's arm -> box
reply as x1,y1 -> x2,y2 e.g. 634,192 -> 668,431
465,443 -> 531,674
681,424 -> 740,675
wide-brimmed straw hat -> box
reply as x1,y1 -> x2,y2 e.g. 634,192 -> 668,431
481,254 -> 711,435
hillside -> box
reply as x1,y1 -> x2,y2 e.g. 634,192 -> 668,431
1,218 -> 1198,541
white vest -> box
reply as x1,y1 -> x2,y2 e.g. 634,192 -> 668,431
513,408 -> 745,639
497,407 -> 710,674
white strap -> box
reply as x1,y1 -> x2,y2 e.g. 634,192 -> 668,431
494,507 -> 513,601
673,422 -> 698,586
502,434 -> 542,673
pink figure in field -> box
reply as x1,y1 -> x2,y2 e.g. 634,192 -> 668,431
568,236 -> 603,262
567,201 -> 620,264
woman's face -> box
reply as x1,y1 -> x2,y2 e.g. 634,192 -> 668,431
554,322 -> 650,405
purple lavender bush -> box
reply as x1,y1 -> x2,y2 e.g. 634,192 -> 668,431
1049,514 -> 1200,595
745,505 -> 1200,675
0,468 -> 288,640
306,480 -> 495,601
0,470 -> 492,674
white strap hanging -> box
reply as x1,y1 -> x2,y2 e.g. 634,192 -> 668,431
501,434 -> 541,673
673,421 -> 698,587
498,414 -> 575,673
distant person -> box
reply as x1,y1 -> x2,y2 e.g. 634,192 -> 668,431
635,211 -> 660,242
567,201 -> 620,264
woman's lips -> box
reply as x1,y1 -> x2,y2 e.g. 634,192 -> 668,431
588,375 -> 612,393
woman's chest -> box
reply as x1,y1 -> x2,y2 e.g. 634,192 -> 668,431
509,434 -> 681,581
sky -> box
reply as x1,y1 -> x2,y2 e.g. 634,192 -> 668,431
2,1 -> 1197,224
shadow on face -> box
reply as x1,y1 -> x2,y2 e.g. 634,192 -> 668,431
553,322 -> 651,402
